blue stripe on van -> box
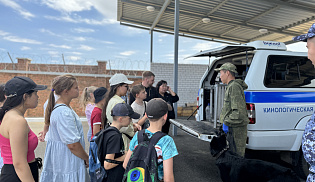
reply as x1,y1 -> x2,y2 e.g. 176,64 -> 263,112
244,91 -> 315,103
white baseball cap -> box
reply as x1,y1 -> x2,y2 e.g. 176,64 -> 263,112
109,73 -> 134,86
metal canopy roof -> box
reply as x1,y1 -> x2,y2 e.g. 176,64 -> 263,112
118,0 -> 315,44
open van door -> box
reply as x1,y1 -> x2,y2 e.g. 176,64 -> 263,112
171,44 -> 255,142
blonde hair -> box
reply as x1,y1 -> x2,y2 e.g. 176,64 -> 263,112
45,74 -> 77,125
80,86 -> 97,108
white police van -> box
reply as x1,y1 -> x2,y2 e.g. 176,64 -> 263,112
171,40 -> 313,178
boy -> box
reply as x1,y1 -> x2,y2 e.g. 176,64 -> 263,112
90,87 -> 107,140
130,84 -> 148,128
100,103 -> 140,182
123,98 -> 178,182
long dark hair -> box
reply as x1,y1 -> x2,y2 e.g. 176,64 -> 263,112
101,83 -> 125,127
0,90 -> 34,122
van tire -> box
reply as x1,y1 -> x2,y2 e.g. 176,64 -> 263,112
293,150 -> 309,180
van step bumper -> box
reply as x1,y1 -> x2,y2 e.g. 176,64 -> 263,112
170,119 -> 218,142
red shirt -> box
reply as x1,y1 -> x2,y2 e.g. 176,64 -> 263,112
90,106 -> 102,140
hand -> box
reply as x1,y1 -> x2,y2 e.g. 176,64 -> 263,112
84,159 -> 89,168
133,123 -> 141,132
38,131 -> 46,142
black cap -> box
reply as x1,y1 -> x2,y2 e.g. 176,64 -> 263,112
111,103 -> 140,119
5,76 -> 47,98
93,87 -> 107,103
146,98 -> 172,119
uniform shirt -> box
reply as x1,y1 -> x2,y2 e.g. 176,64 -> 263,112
219,79 -> 249,127
302,112 -> 315,182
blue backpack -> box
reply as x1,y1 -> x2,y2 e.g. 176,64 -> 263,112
89,127 -> 117,182
89,134 -> 106,182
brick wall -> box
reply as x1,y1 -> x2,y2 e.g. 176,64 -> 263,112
0,58 -> 143,117
151,63 -> 208,107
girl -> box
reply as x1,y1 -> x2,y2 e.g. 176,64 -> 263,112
40,74 -> 89,182
101,73 -> 140,152
80,86 -> 97,142
0,76 -> 47,182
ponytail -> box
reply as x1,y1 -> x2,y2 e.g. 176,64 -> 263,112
44,90 -> 56,125
80,86 -> 97,108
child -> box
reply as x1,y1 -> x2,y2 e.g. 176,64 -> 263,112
123,98 -> 179,182
80,86 -> 97,142
90,87 -> 107,140
40,75 -> 89,182
100,103 -> 140,182
130,84 -> 149,129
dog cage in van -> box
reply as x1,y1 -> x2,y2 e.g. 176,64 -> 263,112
170,44 -> 256,141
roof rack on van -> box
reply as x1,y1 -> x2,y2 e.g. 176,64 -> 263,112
185,41 -> 287,59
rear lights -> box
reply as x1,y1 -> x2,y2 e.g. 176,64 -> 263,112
246,103 -> 256,124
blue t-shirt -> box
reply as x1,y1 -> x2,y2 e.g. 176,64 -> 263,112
129,129 -> 178,180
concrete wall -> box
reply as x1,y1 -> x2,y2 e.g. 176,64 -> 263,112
151,63 -> 208,107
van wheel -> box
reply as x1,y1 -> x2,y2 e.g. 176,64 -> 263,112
293,150 -> 309,180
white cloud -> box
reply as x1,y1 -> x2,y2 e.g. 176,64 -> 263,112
92,0 -> 117,19
21,46 -> 31,50
120,51 -> 135,56
39,29 -> 61,37
158,39 -> 163,42
49,44 -> 71,49
0,0 -> 35,20
78,44 -> 94,51
48,51 -> 60,57
73,28 -> 95,33
0,30 -> 9,36
3,36 -> 42,44
67,55 -> 81,60
73,36 -> 86,41
42,0 -> 93,13
45,15 -> 117,25
66,51 -> 82,55
101,41 -> 114,44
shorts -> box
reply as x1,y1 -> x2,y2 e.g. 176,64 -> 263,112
0,161 -> 39,182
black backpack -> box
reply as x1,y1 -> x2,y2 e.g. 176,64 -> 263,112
123,130 -> 166,182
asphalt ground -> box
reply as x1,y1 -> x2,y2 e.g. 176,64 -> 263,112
28,118 -> 221,182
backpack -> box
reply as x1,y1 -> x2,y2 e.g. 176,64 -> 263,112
89,127 -> 117,182
123,130 -> 166,182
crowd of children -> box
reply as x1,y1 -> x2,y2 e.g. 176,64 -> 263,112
0,71 -> 179,182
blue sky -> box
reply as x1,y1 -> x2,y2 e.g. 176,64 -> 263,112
0,0 -> 308,70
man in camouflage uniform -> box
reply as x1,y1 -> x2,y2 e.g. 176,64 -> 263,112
215,62 -> 249,157
293,23 -> 315,182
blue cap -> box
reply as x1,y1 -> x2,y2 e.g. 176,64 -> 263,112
111,103 -> 140,119
293,23 -> 315,42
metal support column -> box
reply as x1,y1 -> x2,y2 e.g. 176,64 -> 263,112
150,30 -> 153,63
172,0 -> 179,136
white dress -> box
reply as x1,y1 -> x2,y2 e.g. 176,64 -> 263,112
40,104 -> 87,182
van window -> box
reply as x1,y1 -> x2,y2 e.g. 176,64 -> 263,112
264,55 -> 315,88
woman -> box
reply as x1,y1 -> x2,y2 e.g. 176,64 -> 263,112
0,84 -> 6,175
156,80 -> 179,134
80,86 -> 97,142
101,73 -> 140,152
40,74 -> 89,182
0,76 -> 47,181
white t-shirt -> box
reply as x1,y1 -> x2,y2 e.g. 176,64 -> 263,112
131,101 -> 146,123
